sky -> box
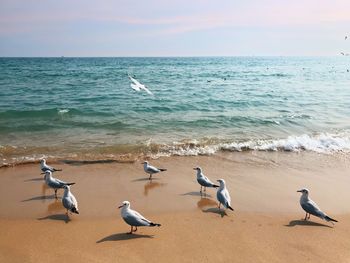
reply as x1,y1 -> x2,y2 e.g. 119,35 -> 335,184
0,0 -> 349,57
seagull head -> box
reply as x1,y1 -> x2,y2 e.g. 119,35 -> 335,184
40,158 -> 46,164
118,201 -> 130,209
142,161 -> 149,165
217,179 -> 226,186
44,170 -> 52,177
63,185 -> 70,190
297,188 -> 309,195
193,167 -> 202,172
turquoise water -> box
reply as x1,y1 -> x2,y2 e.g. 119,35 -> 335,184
1,57 -> 350,164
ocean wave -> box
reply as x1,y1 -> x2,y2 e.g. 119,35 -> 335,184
1,132 -> 350,167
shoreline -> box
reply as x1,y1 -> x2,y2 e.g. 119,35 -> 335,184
1,152 -> 350,262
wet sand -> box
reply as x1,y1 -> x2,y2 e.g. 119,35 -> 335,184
1,152 -> 350,262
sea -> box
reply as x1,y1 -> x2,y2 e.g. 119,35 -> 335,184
1,57 -> 350,166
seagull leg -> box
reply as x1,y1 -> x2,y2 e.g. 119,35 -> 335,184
218,203 -> 221,210
134,226 -> 138,233
127,226 -> 133,234
304,213 -> 308,221
149,174 -> 152,180
200,186 -> 202,193
307,213 -> 311,220
54,189 -> 58,199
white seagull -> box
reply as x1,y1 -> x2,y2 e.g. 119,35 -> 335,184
142,161 -> 167,180
216,179 -> 234,211
44,171 -> 75,199
118,201 -> 161,234
128,75 -> 153,95
62,185 -> 79,216
297,188 -> 338,224
40,159 -> 62,173
193,167 -> 219,193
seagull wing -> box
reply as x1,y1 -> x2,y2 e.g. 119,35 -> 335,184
146,165 -> 160,174
130,83 -> 141,91
140,85 -> 153,95
129,76 -> 141,86
301,200 -> 325,218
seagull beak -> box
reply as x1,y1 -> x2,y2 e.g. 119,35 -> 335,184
297,190 -> 302,192
40,172 -> 45,175
118,205 -> 123,209
193,168 -> 197,170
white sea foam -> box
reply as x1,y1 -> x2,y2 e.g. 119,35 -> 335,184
58,109 -> 69,114
155,132 -> 350,157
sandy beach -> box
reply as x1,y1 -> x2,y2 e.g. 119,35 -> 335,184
1,152 -> 350,262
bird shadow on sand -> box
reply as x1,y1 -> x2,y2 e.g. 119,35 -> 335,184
202,207 -> 227,218
23,177 -> 44,182
96,233 -> 154,243
131,177 -> 160,182
37,214 -> 71,223
21,194 -> 57,202
181,191 -> 212,198
285,219 -> 333,228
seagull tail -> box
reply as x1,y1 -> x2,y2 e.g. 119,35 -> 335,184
159,169 -> 167,172
150,222 -> 161,227
325,216 -> 338,223
53,168 -> 62,171
71,207 -> 79,214
212,184 -> 219,188
66,182 -> 75,186
227,205 -> 234,211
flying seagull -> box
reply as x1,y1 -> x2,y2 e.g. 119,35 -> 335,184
62,185 -> 79,216
44,171 -> 75,199
216,179 -> 234,211
118,201 -> 161,234
193,167 -> 219,193
297,188 -> 338,224
142,161 -> 167,180
40,159 -> 62,173
128,75 -> 153,95
345,36 -> 348,40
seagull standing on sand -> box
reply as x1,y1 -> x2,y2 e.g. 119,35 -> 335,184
40,159 -> 62,173
216,179 -> 234,211
193,167 -> 219,193
118,201 -> 161,234
142,161 -> 167,180
297,188 -> 338,224
128,75 -> 153,95
62,185 -> 79,216
44,171 -> 75,199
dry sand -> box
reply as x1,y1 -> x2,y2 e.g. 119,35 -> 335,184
1,151 -> 350,262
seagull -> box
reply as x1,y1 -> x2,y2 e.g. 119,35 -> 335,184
40,159 -> 62,173
142,161 -> 167,180
128,75 -> 153,95
44,171 -> 75,199
193,167 -> 219,193
216,179 -> 234,211
297,188 -> 338,224
62,185 -> 79,216
118,201 -> 161,234
345,36 -> 348,40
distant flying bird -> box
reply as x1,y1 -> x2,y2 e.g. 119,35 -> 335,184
128,75 -> 153,95
44,171 -> 75,199
40,159 -> 62,173
118,201 -> 161,234
62,185 -> 79,216
142,161 -> 167,180
193,167 -> 219,193
216,179 -> 234,211
341,52 -> 345,56
297,188 -> 337,224
345,36 -> 348,40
